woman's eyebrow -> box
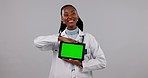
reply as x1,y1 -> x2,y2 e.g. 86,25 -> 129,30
64,12 -> 68,14
71,10 -> 76,13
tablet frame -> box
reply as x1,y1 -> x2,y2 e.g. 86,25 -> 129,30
58,41 -> 85,61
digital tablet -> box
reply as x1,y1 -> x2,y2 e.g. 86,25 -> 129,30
58,41 -> 85,61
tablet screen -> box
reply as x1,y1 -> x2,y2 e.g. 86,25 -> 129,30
58,41 -> 85,61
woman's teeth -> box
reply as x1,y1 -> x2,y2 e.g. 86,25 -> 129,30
69,20 -> 73,22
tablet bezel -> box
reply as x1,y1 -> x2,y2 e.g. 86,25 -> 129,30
58,41 -> 85,61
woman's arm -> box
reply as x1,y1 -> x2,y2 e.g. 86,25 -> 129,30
34,34 -> 79,51
81,34 -> 106,72
34,35 -> 59,51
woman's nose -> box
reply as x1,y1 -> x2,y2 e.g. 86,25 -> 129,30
68,14 -> 73,19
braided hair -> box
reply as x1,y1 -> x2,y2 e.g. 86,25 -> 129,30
58,5 -> 83,33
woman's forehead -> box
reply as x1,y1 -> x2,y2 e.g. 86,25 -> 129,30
63,6 -> 76,12
61,6 -> 78,16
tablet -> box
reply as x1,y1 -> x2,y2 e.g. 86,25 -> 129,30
58,41 -> 85,61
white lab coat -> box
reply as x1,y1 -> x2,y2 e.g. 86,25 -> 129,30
34,29 -> 106,78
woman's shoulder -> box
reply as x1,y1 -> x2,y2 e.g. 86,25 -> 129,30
84,33 -> 95,38
38,34 -> 59,37
34,34 -> 59,40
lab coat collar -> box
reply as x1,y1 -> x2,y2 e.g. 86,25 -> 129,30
60,28 -> 85,38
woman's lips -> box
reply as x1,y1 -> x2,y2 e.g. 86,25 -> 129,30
67,19 -> 76,23
68,20 -> 74,23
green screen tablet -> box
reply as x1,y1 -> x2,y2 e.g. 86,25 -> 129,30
58,41 -> 85,61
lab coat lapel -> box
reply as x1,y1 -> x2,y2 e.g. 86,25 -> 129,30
76,29 -> 85,42
60,30 -> 68,38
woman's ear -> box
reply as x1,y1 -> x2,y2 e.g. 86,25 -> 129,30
61,17 -> 65,24
77,17 -> 79,22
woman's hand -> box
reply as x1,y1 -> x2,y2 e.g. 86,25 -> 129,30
58,36 -> 79,43
62,58 -> 82,67
59,37 -> 82,67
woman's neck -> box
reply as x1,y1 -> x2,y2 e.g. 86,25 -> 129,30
67,26 -> 77,30
65,27 -> 79,35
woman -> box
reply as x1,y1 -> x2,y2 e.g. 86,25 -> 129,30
34,5 -> 106,78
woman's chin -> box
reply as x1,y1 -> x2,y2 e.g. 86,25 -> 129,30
67,25 -> 77,30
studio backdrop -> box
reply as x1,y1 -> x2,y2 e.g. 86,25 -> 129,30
0,0 -> 148,78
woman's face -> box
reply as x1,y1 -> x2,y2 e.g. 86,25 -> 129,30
61,6 -> 79,30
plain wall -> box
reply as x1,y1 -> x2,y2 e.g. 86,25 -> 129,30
0,0 -> 148,78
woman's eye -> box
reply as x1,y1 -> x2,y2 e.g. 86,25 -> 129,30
64,14 -> 68,16
72,12 -> 76,15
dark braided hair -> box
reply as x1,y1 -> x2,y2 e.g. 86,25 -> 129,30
58,5 -> 83,33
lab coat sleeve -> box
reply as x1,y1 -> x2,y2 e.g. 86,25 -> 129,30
34,34 -> 58,51
81,34 -> 106,72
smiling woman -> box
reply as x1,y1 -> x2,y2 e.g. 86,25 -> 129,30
34,4 -> 106,78
61,5 -> 78,30
59,5 -> 83,33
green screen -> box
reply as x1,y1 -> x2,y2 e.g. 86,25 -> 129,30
61,43 -> 83,59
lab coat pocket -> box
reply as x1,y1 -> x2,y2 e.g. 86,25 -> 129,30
77,71 -> 92,78
84,49 -> 91,61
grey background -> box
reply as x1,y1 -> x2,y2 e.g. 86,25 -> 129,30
0,0 -> 148,78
